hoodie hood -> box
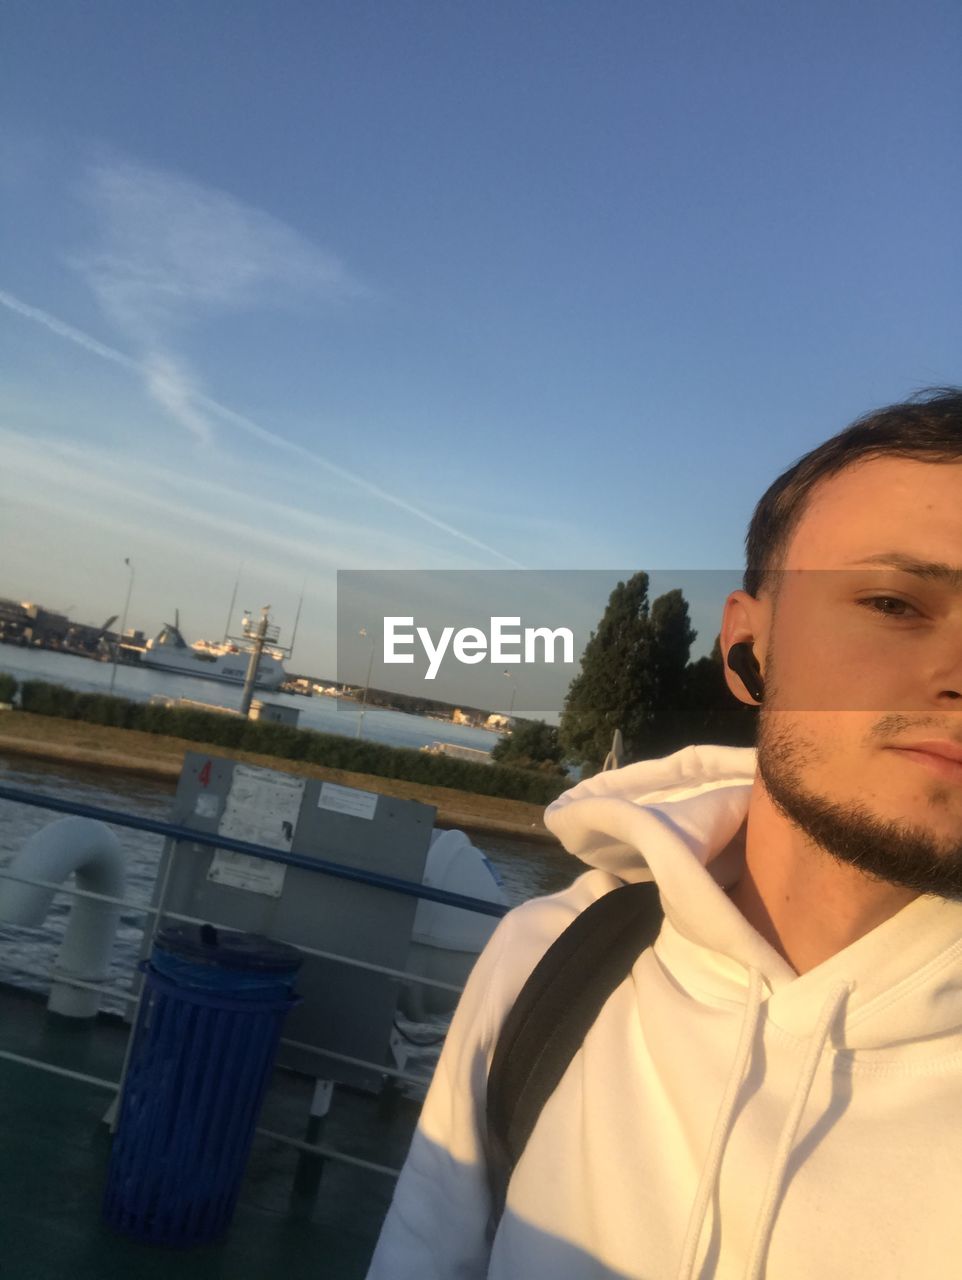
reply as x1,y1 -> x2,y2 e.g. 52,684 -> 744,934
545,743 -> 962,1046
544,745 -> 790,981
545,744 -> 755,877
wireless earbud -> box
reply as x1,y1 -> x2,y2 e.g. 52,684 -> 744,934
726,642 -> 765,704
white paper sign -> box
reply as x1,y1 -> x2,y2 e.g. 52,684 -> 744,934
194,793 -> 220,819
207,851 -> 287,897
207,765 -> 305,897
317,781 -> 378,821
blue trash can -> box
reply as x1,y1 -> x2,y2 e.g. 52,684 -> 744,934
103,924 -> 303,1246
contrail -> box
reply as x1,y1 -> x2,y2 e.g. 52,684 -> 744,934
0,287 -> 525,567
0,288 -> 139,371
194,392 -> 527,564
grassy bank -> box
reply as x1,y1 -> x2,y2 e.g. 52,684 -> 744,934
14,679 -> 568,804
0,710 -> 560,842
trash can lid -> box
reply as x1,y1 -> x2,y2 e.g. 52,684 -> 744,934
155,924 -> 303,973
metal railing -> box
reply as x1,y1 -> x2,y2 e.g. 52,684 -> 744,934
0,782 -> 508,916
0,782 -> 512,1179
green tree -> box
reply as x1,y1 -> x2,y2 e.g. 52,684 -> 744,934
559,573 -> 659,766
491,718 -> 567,775
646,589 -> 698,756
560,581 -> 756,769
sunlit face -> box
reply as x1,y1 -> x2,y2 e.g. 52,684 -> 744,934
750,457 -> 962,895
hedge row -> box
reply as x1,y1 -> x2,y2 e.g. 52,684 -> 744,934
0,672 -> 17,703
15,679 -> 570,805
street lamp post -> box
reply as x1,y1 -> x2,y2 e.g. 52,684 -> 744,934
503,669 -> 517,724
109,558 -> 134,696
356,627 -> 375,740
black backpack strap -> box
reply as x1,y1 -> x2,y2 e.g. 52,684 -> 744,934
485,879 -> 663,1228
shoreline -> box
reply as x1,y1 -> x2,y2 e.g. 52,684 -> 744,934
0,712 -> 561,845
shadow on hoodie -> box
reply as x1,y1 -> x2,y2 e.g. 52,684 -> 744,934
365,1129 -> 640,1280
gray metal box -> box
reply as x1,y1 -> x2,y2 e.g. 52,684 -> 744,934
147,752 -> 434,1090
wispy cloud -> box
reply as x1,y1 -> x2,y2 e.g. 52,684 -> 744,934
75,157 -> 360,335
0,425 -> 350,572
66,156 -> 363,445
141,352 -> 215,447
0,288 -> 525,567
0,423 -> 443,571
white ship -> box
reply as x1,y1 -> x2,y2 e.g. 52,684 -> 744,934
142,616 -> 287,689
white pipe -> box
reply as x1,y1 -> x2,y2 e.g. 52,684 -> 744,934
0,817 -> 126,1018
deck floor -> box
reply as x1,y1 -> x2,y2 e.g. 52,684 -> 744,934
0,985 -> 420,1280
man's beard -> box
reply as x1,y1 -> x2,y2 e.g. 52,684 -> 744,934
756,710 -> 962,899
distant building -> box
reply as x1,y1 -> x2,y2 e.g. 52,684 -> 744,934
452,708 -> 473,725
484,713 -> 511,730
0,598 -> 28,642
20,603 -> 69,647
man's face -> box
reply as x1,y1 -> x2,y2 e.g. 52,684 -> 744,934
752,456 -> 962,896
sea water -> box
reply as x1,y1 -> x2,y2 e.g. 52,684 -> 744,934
0,752 -> 576,1089
0,645 -> 511,755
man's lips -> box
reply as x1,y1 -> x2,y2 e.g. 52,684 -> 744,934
888,741 -> 962,783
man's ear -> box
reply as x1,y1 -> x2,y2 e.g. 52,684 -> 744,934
720,591 -> 768,706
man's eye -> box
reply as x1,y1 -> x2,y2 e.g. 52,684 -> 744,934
857,596 -> 921,619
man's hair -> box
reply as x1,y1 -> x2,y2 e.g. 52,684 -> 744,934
743,387 -> 962,599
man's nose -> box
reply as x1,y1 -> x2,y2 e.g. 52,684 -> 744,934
928,625 -> 962,703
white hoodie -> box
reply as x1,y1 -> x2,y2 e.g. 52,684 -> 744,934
366,744 -> 962,1279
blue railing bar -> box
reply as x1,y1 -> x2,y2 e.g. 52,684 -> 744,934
0,1047 -> 118,1092
0,783 -> 508,919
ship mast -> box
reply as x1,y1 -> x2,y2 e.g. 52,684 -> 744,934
226,599 -> 298,718
288,584 -> 305,660
237,606 -> 282,717
222,573 -> 241,644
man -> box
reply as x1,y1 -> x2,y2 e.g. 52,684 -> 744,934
366,388 -> 962,1279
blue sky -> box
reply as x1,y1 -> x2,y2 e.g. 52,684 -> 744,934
1,1 -> 959,690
